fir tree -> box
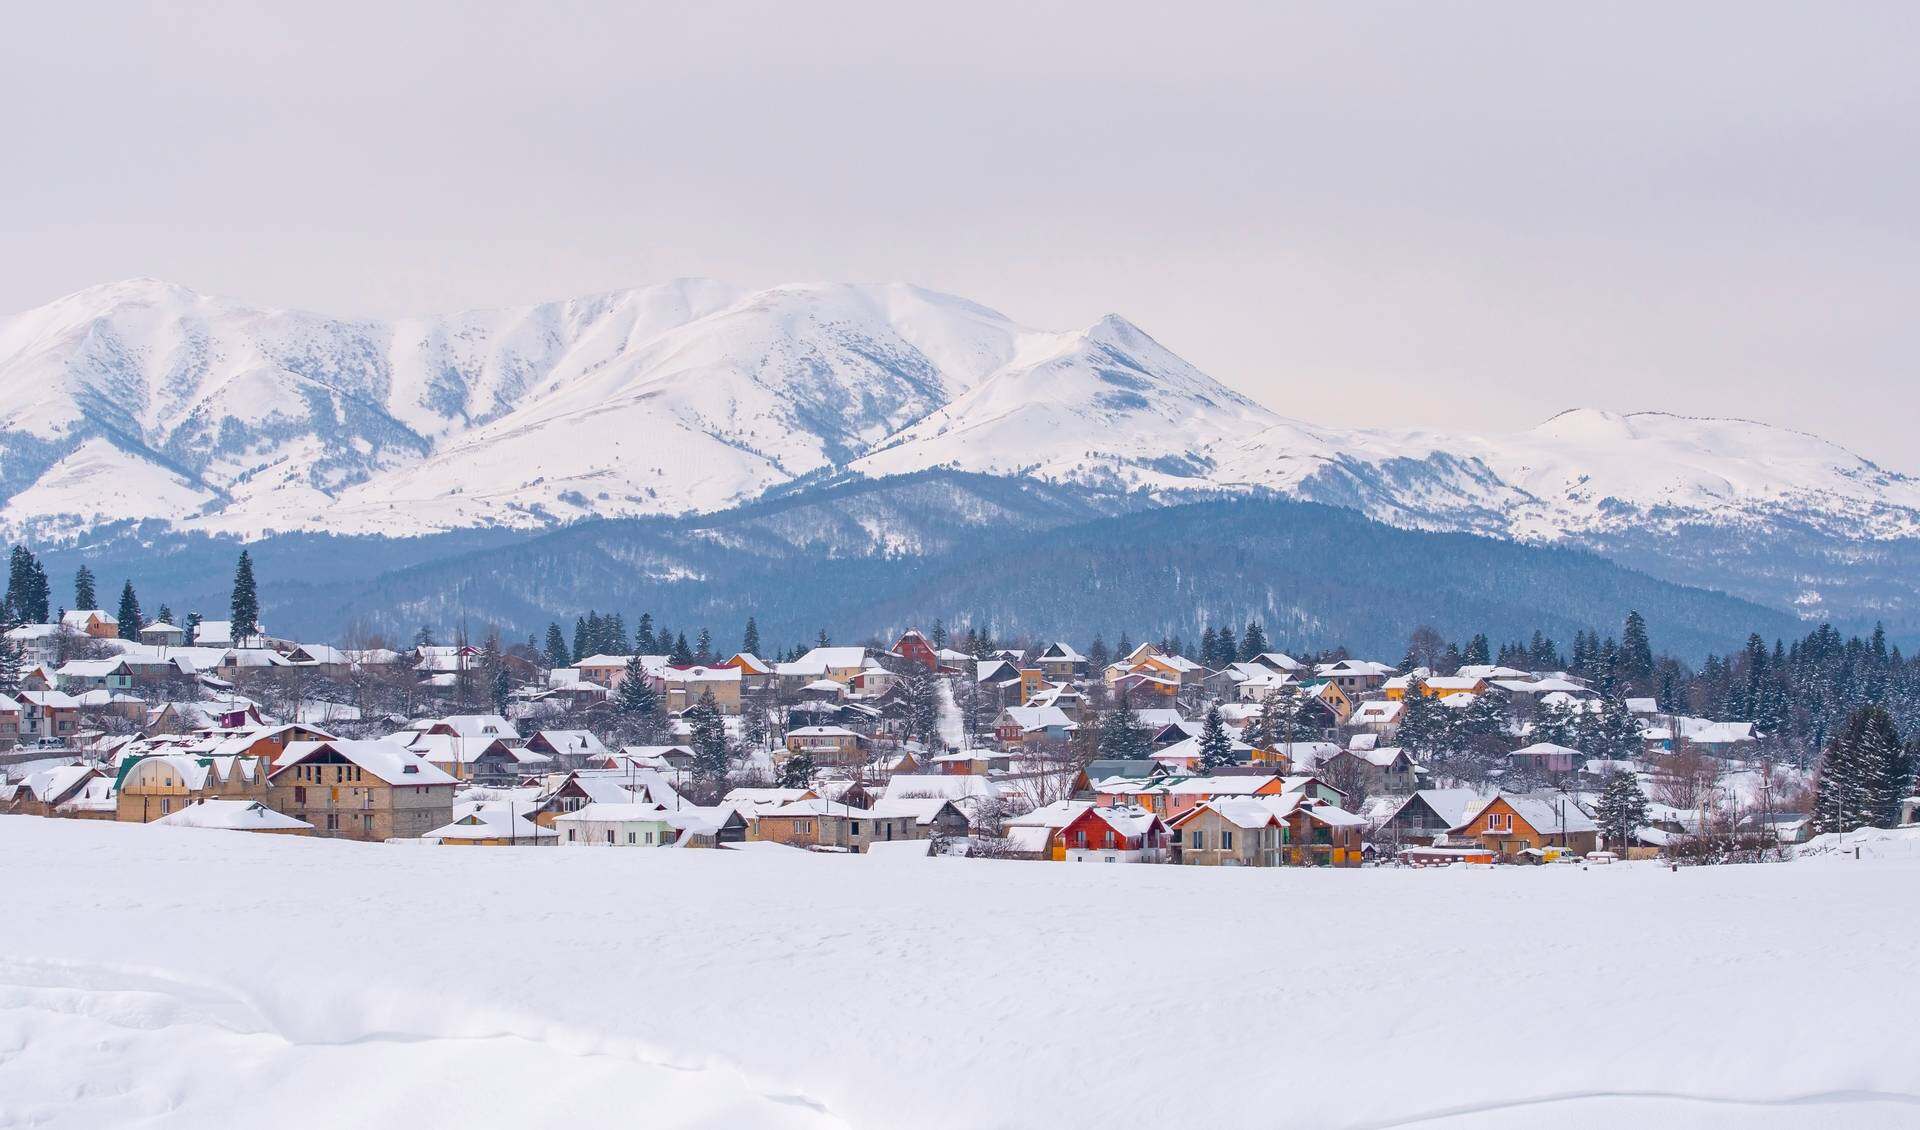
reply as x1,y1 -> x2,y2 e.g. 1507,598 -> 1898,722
1619,610 -> 1655,693
670,632 -> 694,666
1240,621 -> 1270,662
0,598 -> 24,693
73,566 -> 97,611
184,611 -> 202,645
1098,692 -> 1150,760
155,604 -> 173,628
570,617 -> 590,663
229,551 -> 259,642
635,613 -> 657,653
1461,633 -> 1491,667
116,581 -> 143,639
1583,696 -> 1646,763
1814,705 -> 1907,833
1197,704 -> 1235,773
816,628 -> 831,648
1593,769 -> 1650,852
777,751 -> 816,789
902,668 -> 940,747
687,689 -> 732,792
414,624 -> 436,648
605,613 -> 628,655
544,623 -> 571,669
695,628 -> 713,663
1396,679 -> 1446,763
615,653 -> 659,735
742,616 -> 761,656
929,618 -> 947,649
1199,626 -> 1220,669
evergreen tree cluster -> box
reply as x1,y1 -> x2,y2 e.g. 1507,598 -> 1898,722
1812,705 -> 1917,833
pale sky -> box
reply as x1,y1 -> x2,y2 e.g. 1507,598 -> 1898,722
5,2 -> 1917,468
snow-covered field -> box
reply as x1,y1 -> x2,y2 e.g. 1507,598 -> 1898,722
4,818 -> 1918,1130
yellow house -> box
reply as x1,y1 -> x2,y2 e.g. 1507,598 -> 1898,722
1385,675 -> 1488,701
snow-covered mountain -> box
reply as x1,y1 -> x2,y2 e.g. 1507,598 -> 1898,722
4,277 -> 1918,553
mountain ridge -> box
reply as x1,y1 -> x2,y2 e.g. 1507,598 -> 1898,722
5,277 -> 1919,624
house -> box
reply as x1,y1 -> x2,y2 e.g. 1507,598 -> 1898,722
16,690 -> 81,744
752,799 -> 916,852
784,726 -> 871,768
891,630 -> 941,672
54,658 -> 135,693
869,797 -> 972,839
61,609 -> 119,639
1348,698 -> 1405,735
267,740 -> 457,841
1380,788 -> 1487,842
1054,805 -> 1170,862
792,646 -> 877,683
553,802 -> 679,846
1170,798 -> 1291,866
114,752 -> 270,823
1315,659 -> 1394,697
153,799 -> 313,835
993,705 -> 1078,748
1035,642 -> 1086,681
665,665 -> 743,714
138,621 -> 187,647
192,620 -> 265,648
5,623 -> 61,665
425,805 -> 559,846
929,749 -> 1012,775
1385,674 -> 1487,700
6,765 -> 110,818
522,730 -> 610,768
0,694 -> 18,750
1448,792 -> 1598,859
1506,742 -> 1582,776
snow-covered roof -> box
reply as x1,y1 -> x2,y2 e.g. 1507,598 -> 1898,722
881,774 -> 1001,802
155,799 -> 312,832
796,646 -> 871,670
1510,741 -> 1584,757
1389,788 -> 1487,829
665,665 -> 741,683
1454,792 -> 1597,835
274,740 -> 457,786
998,705 -> 1077,732
553,802 -> 677,825
423,806 -> 555,841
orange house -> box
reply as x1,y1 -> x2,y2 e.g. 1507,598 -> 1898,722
1448,793 -> 1598,859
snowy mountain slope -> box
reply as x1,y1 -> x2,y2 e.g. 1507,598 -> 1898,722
4,278 -> 1918,558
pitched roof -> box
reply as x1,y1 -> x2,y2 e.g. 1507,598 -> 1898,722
1454,792 -> 1598,835
273,740 -> 457,786
155,799 -> 312,831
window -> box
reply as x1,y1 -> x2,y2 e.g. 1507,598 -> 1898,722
606,830 -> 615,844
1220,830 -> 1234,850
567,828 -> 576,842
850,821 -> 861,836
1487,813 -> 1512,833
1190,830 -> 1206,850
628,832 -> 636,844
160,799 -> 171,815
325,814 -> 339,831
645,831 -> 654,845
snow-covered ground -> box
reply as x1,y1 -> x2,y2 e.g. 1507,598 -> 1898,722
3,818 -> 1918,1129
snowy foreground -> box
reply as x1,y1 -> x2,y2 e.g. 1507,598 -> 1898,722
4,820 -> 1918,1130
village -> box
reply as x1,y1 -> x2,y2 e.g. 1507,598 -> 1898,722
9,557 -> 1906,867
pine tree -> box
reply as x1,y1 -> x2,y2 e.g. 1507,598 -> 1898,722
184,611 -> 202,645
615,653 -> 659,735
1197,704 -> 1235,773
606,613 -> 628,655
155,604 -> 173,628
670,632 -> 694,666
544,623 -> 571,668
929,619 -> 947,649
635,613 -> 657,654
1239,621 -> 1269,662
1584,696 -> 1646,763
571,617 -> 590,663
1814,705 -> 1907,833
742,616 -> 761,656
903,668 -> 940,746
0,598 -> 24,693
1461,633 -> 1491,667
229,551 -> 259,642
116,581 -> 143,639
695,628 -> 713,664
1087,635 -> 1110,671
778,751 -> 816,789
414,624 -> 436,648
1098,692 -> 1150,760
816,628 -> 831,648
1199,626 -> 1220,669
74,565 -> 98,611
1593,769 -> 1649,853
1396,679 -> 1445,763
687,689 -> 732,792
1619,611 -> 1655,693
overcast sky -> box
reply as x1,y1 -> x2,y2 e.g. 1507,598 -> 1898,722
4,2 -> 1916,467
